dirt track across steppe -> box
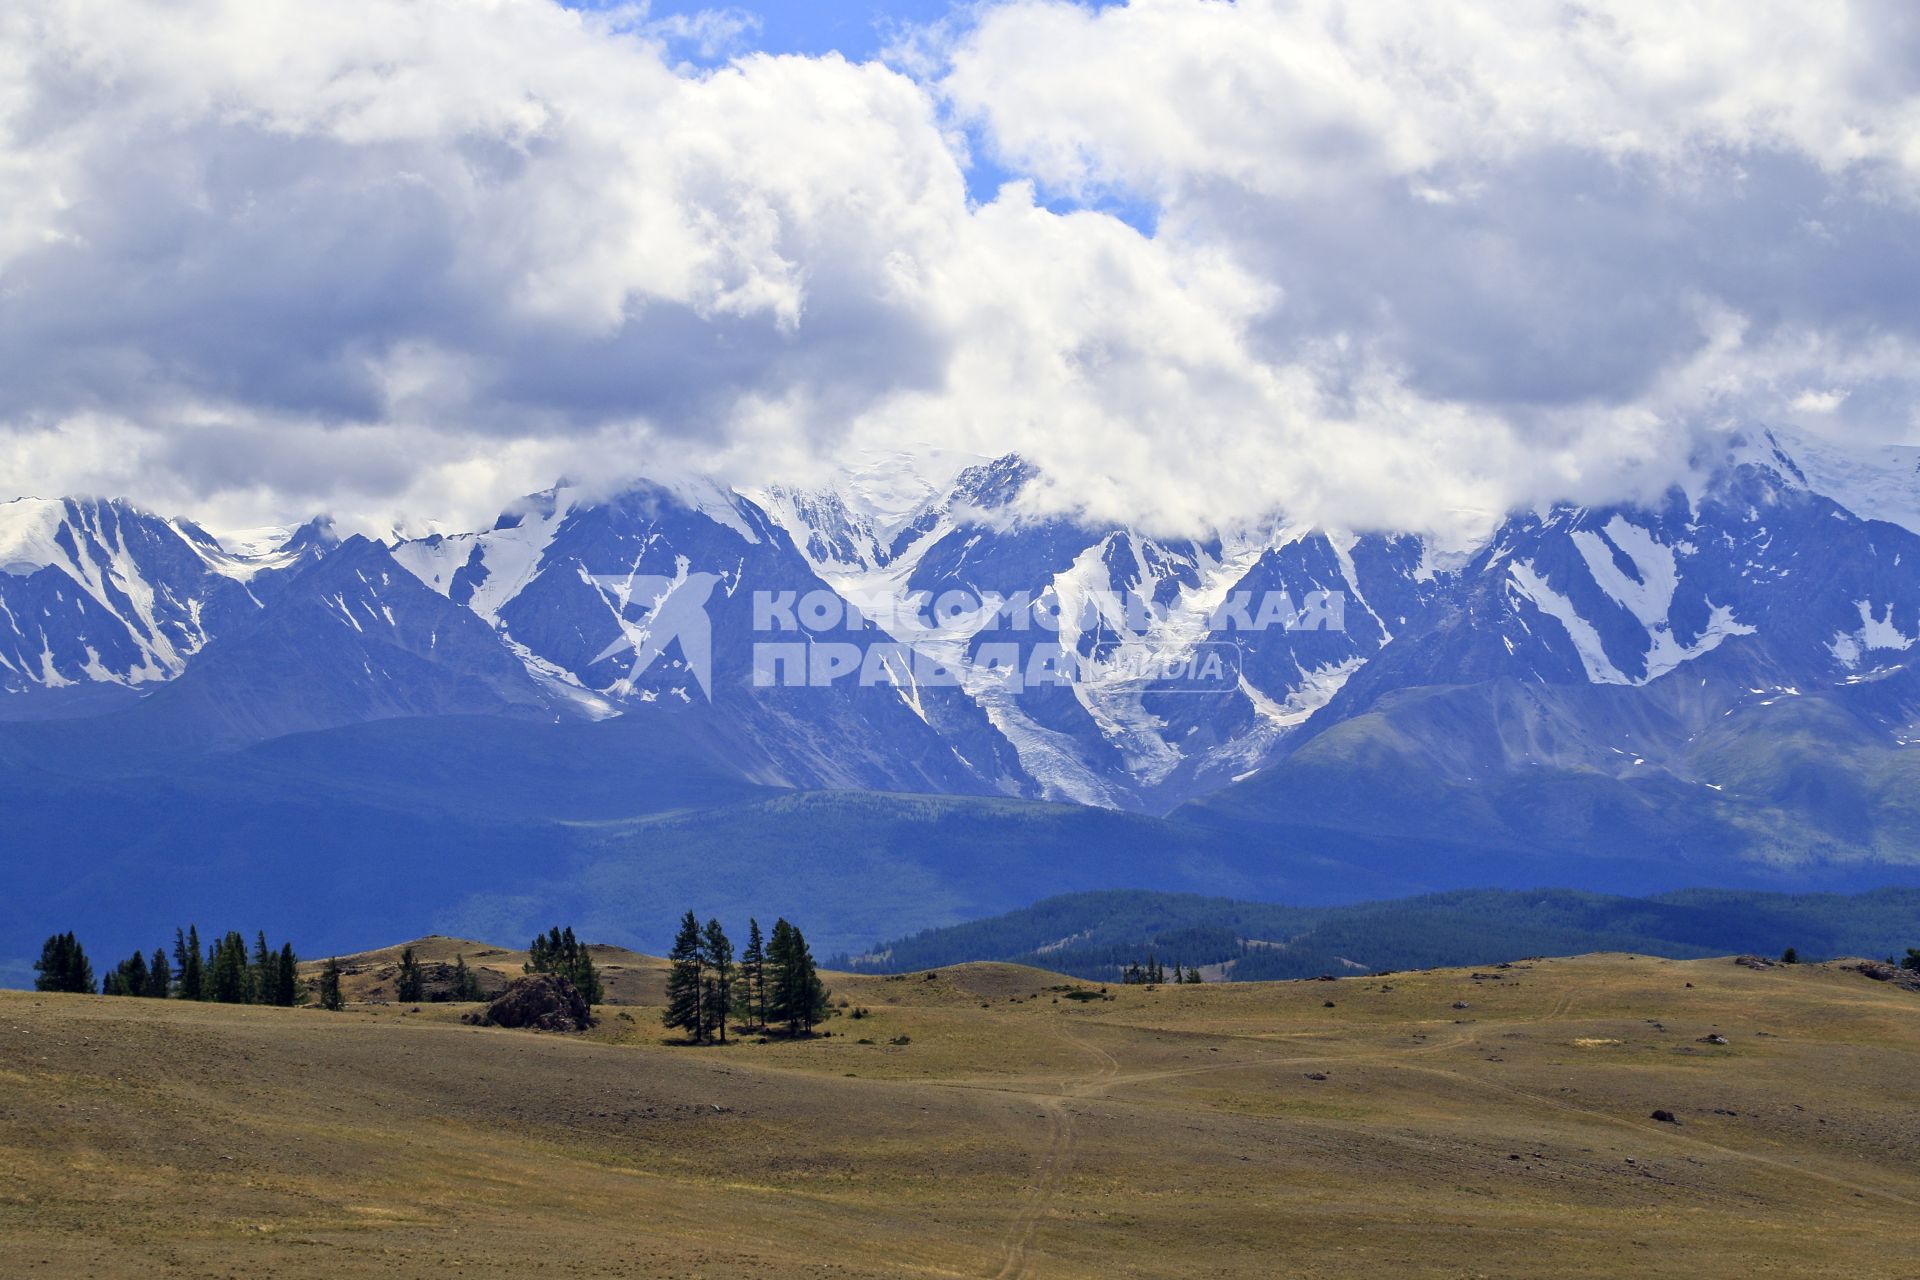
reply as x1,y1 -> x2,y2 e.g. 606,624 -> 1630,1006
3,945 -> 1918,1278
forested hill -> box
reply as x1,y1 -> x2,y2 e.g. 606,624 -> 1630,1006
833,887 -> 1920,982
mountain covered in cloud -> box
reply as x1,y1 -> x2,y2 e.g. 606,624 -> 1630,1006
2,428 -> 1916,843
4,427 -> 1919,982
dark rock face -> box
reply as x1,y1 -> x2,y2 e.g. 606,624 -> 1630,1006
1840,959 -> 1920,992
466,974 -> 595,1032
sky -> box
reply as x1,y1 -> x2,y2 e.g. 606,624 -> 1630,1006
2,0 -> 1919,543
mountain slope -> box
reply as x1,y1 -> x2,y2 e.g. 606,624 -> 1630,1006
1187,436 -> 1920,874
392,479 -> 1036,797
0,498 -> 265,697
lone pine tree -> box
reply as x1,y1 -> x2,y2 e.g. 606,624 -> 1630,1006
319,957 -> 344,1011
450,954 -> 484,1001
741,918 -> 767,1030
395,946 -> 425,1003
274,943 -> 300,1006
174,926 -> 205,1001
663,910 -> 708,1041
145,948 -> 171,998
703,918 -> 735,1045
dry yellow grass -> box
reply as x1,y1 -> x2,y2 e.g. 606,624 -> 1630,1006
2,951 -> 1917,1278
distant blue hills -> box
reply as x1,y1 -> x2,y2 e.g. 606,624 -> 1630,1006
832,886 -> 1920,980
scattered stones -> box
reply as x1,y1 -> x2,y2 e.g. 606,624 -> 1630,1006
1452,1001 -> 1471,1010
1650,1109 -> 1679,1124
1699,1034 -> 1729,1045
1323,1000 -> 1336,1008
1733,955 -> 1776,970
1304,1072 -> 1329,1081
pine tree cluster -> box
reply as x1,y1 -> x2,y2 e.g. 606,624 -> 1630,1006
50,926 -> 304,1004
1120,955 -> 1204,985
33,932 -> 95,994
664,913 -> 829,1043
525,925 -> 604,1005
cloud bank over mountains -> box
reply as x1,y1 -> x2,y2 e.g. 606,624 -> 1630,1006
2,0 -> 1917,541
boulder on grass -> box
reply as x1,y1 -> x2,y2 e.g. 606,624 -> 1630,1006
464,974 -> 595,1032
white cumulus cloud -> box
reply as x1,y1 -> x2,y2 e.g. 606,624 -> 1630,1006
0,0 -> 1915,542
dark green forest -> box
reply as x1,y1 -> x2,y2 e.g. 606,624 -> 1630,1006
833,886 -> 1920,981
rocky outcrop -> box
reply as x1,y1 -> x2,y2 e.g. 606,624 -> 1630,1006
464,974 -> 595,1032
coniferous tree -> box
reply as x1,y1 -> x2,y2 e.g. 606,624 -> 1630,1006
663,910 -> 707,1041
251,931 -> 275,1003
395,946 -> 425,1003
33,932 -> 94,994
451,954 -> 486,1001
274,943 -> 300,1006
767,919 -> 829,1035
1904,948 -> 1920,973
174,926 -> 205,1000
741,918 -> 766,1030
145,948 -> 172,998
319,957 -> 344,1011
568,931 -> 603,1006
524,926 -> 601,1004
702,919 -> 734,1045
526,926 -> 565,976
103,949 -> 150,996
792,925 -> 828,1034
766,919 -> 796,1028
208,931 -> 252,1003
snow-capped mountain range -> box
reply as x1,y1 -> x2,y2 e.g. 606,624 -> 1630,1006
3,430 -> 1918,862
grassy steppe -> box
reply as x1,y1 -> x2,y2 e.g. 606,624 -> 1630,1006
2,947 -> 1917,1278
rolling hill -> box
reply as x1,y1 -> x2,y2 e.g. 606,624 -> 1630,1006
5,950 -> 1918,1277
